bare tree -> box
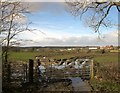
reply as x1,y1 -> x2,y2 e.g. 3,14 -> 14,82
0,1 -> 31,62
66,0 -> 120,33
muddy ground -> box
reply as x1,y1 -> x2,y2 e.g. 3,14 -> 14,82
3,78 -> 73,93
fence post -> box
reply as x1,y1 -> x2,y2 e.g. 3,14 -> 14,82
23,64 -> 27,82
29,59 -> 34,83
91,60 -> 94,79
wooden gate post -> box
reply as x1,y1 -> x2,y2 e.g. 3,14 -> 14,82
29,59 -> 34,83
23,64 -> 27,81
91,60 -> 94,79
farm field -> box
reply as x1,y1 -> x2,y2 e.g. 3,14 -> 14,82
3,49 -> 120,92
8,51 -> 119,64
1,1 -> 120,93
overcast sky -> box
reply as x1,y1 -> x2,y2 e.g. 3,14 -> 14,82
16,2 -> 118,47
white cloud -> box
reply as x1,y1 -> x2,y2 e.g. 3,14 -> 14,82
18,29 -> 118,46
102,31 -> 118,45
12,13 -> 27,24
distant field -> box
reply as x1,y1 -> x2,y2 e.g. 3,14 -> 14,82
8,51 -> 119,64
8,52 -> 40,62
93,53 -> 118,63
8,51 -> 81,62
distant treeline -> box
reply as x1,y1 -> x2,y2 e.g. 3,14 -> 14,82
2,46 -> 119,53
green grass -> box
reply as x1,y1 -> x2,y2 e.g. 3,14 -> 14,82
8,51 -> 40,62
8,51 -> 75,62
93,53 -> 118,63
91,79 -> 120,92
8,51 -> 119,63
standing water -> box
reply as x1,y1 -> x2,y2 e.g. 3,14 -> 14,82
69,77 -> 90,92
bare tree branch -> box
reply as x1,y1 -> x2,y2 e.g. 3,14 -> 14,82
66,1 -> 120,32
116,6 -> 120,12
1,1 -> 31,62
